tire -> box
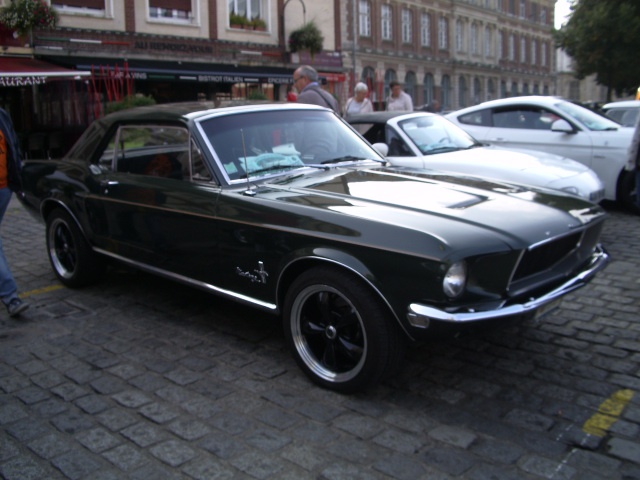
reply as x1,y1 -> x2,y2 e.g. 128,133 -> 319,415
46,209 -> 106,287
283,265 -> 405,393
617,170 -> 637,211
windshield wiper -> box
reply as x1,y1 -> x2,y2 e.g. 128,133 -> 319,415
247,163 -> 301,176
423,146 -> 460,155
321,155 -> 383,165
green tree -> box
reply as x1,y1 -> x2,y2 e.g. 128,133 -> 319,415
554,0 -> 640,101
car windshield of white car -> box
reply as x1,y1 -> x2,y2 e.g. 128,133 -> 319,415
555,101 -> 621,131
198,110 -> 382,182
399,116 -> 476,155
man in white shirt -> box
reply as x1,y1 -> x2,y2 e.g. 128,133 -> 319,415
386,81 -> 413,112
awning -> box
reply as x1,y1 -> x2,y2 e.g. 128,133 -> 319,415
0,57 -> 90,87
45,56 -> 298,84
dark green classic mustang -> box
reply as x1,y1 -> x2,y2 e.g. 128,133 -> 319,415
18,103 -> 610,392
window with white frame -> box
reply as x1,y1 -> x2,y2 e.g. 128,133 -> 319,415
484,26 -> 492,56
401,8 -> 412,43
471,23 -> 479,55
381,5 -> 392,41
541,41 -> 547,66
421,12 -> 431,47
455,19 -> 464,52
229,0 -> 264,23
531,38 -> 537,65
52,0 -> 110,17
498,30 -> 503,59
438,16 -> 448,50
150,0 -> 195,21
359,0 -> 371,37
508,33 -> 515,61
520,36 -> 526,63
540,6 -> 547,24
519,0 -> 525,18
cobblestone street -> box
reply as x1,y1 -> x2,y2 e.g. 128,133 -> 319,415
1,197 -> 639,479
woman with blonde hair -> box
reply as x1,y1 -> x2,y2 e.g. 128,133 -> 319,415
344,82 -> 374,116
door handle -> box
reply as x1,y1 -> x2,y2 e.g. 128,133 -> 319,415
100,180 -> 118,193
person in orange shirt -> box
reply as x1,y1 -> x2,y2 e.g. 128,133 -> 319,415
0,108 -> 28,317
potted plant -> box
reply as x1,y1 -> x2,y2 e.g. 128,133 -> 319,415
251,17 -> 266,31
288,21 -> 324,57
0,0 -> 58,39
229,12 -> 249,29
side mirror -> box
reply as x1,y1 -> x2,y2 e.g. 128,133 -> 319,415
372,142 -> 389,157
551,119 -> 575,133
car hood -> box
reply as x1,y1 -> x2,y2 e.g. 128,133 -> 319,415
260,165 -> 605,255
394,145 -> 594,181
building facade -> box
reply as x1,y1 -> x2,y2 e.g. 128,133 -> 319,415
0,0 -> 558,148
340,0 -> 557,110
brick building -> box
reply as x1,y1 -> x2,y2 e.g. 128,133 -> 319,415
0,0 -> 557,150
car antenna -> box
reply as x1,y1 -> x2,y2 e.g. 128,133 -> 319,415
240,128 -> 256,197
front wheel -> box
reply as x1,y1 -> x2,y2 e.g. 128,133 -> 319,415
46,209 -> 106,287
283,266 -> 405,393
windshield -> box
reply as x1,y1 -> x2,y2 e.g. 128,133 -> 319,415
198,110 -> 383,182
398,115 -> 477,154
555,100 -> 621,131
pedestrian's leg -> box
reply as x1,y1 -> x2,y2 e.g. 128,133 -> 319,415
0,188 -> 27,316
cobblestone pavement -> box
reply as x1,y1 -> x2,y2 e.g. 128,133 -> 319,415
1,197 -> 639,480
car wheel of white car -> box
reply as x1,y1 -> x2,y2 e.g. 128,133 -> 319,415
283,265 -> 405,393
46,209 -> 106,287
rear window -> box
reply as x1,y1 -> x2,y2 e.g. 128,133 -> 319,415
458,109 -> 491,126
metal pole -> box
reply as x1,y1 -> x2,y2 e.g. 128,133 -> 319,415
351,0 -> 357,94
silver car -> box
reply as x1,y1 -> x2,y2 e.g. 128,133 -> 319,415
347,111 -> 605,203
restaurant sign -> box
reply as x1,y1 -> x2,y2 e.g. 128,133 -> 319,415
0,76 -> 48,87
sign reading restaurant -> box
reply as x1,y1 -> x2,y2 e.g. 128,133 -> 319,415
0,76 -> 47,87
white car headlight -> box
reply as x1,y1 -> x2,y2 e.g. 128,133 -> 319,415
560,186 -> 580,196
443,261 -> 467,298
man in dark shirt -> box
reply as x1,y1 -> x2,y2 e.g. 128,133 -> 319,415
293,65 -> 339,113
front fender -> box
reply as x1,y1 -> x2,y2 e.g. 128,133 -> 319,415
276,247 -> 413,339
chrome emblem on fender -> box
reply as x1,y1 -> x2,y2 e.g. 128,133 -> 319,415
236,261 -> 269,284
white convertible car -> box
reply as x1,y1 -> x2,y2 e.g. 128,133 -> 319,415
347,111 -> 605,203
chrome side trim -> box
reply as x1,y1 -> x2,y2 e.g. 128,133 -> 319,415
407,246 -> 609,327
93,247 -> 277,311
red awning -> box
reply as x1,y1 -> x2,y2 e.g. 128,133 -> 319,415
0,56 -> 90,87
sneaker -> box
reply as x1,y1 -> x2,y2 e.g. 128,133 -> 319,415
5,298 -> 28,317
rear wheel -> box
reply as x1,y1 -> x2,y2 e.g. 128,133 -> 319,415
283,266 -> 405,393
46,209 -> 106,287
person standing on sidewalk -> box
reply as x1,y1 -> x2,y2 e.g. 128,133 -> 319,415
0,108 -> 29,317
386,81 -> 413,112
293,65 -> 340,113
626,110 -> 640,213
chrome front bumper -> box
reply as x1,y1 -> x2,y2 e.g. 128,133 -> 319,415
407,245 -> 610,328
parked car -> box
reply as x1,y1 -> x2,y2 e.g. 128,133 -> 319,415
446,96 -> 636,207
601,100 -> 640,127
18,102 -> 610,393
346,111 -> 605,203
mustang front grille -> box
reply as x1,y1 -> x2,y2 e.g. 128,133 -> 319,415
511,223 -> 603,284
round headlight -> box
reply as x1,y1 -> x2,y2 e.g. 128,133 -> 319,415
443,261 -> 467,298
